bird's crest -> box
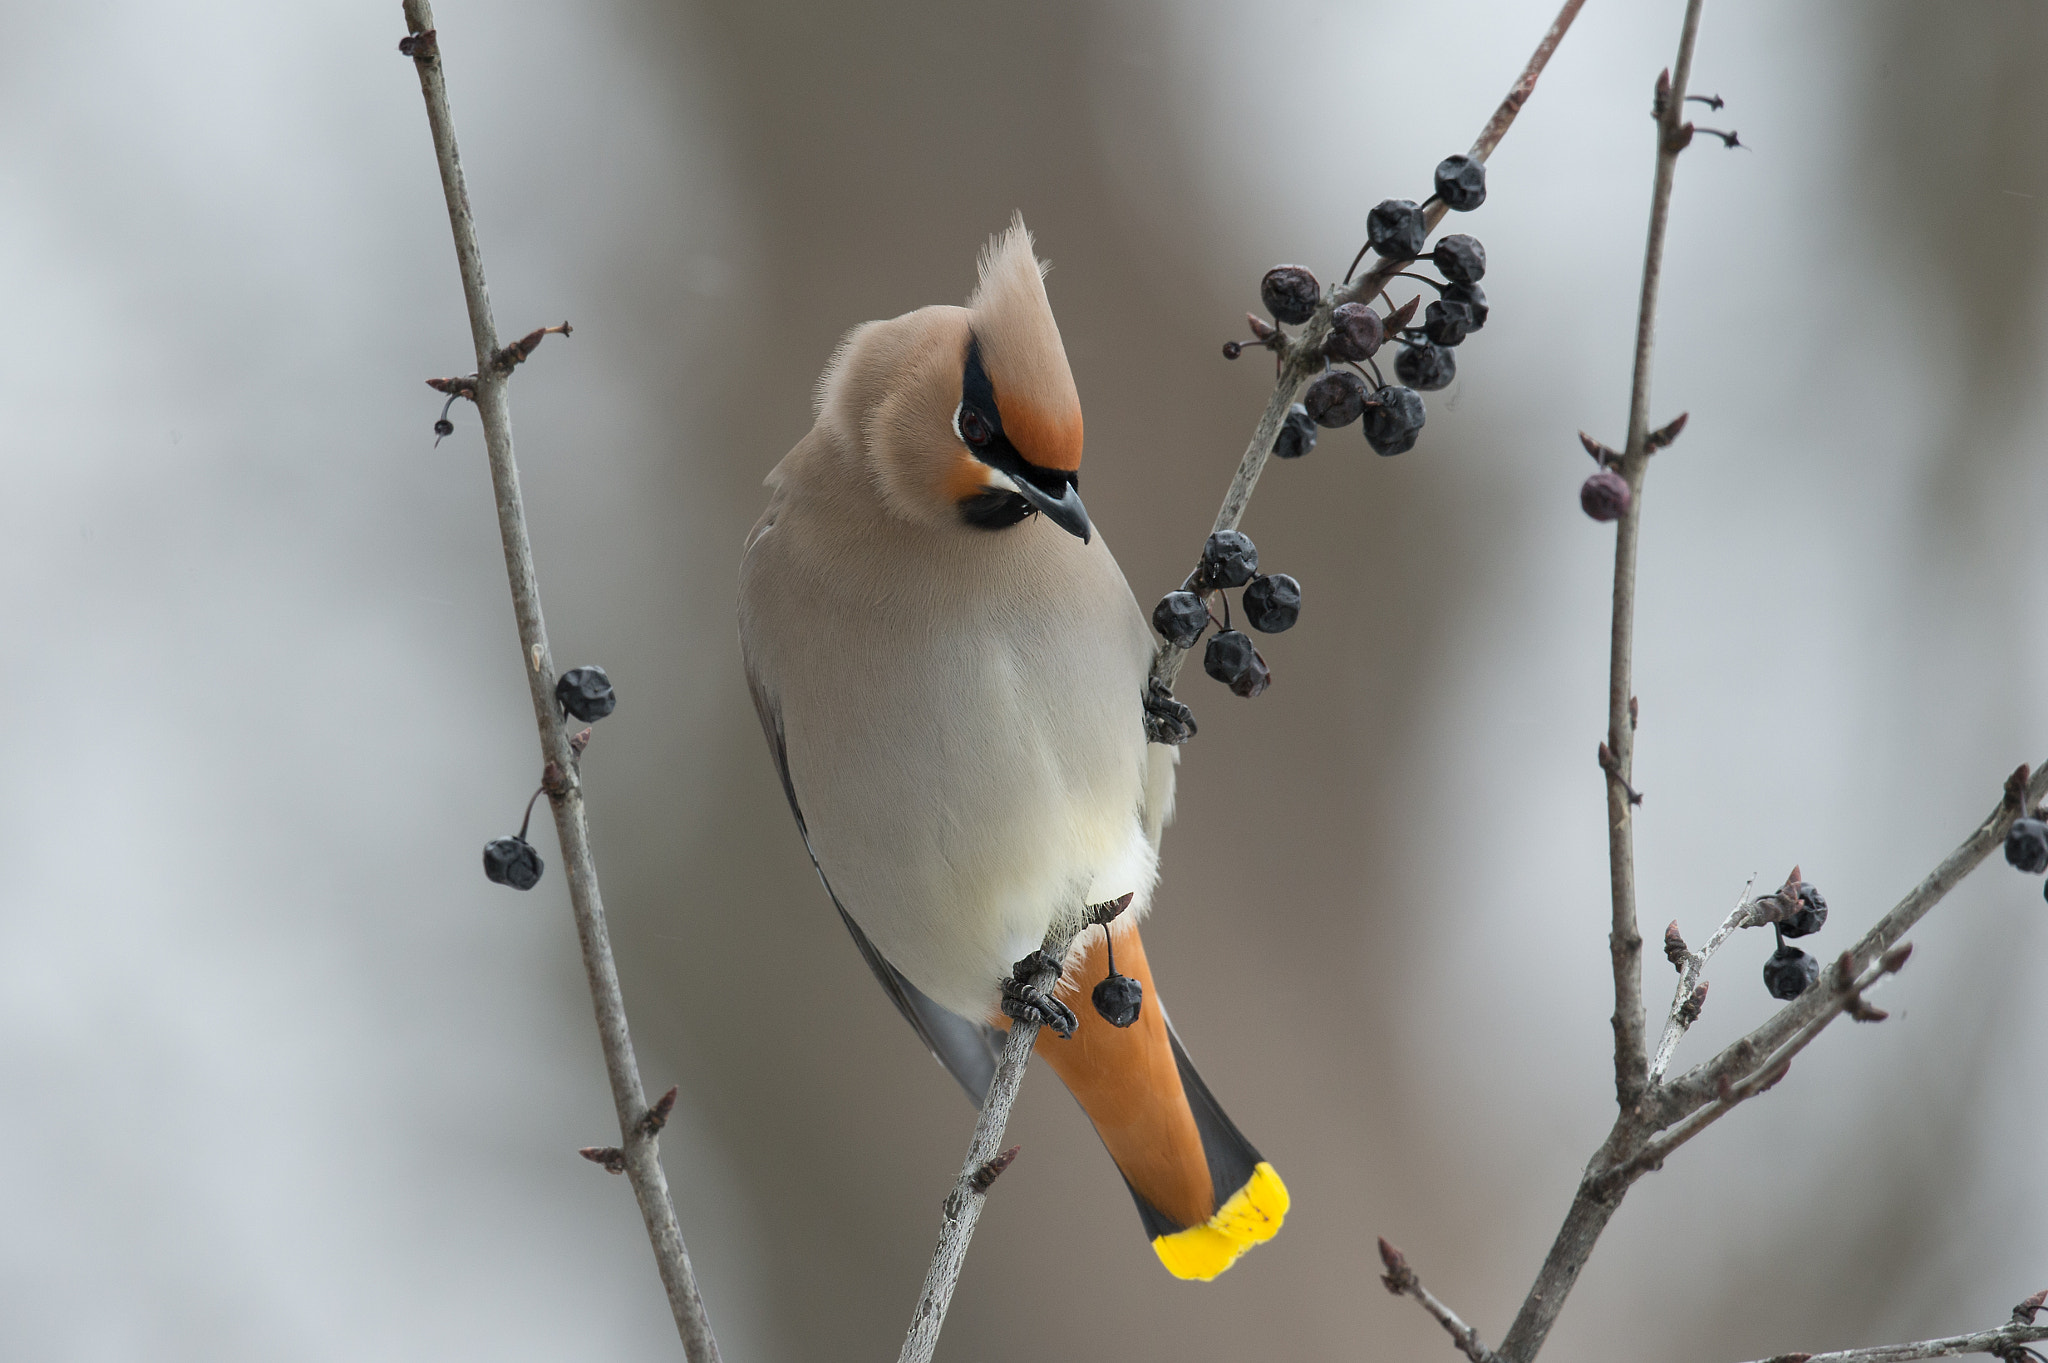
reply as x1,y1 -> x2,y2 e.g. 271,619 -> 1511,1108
966,215 -> 1084,474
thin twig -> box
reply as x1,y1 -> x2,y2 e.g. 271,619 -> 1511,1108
400,8 -> 719,1360
1146,0 -> 1587,699
897,924 -> 1080,1363
1658,762 -> 2048,1125
1649,875 -> 1755,1080
1733,1319 -> 2048,1362
1380,1237 -> 1498,1363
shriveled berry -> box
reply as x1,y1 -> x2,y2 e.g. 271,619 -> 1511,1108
1422,299 -> 1474,347
1433,154 -> 1487,211
1781,883 -> 1829,938
1151,591 -> 1210,649
1396,342 -> 1457,392
483,836 -> 545,891
1203,628 -> 1257,686
1242,573 -> 1301,633
556,666 -> 617,722
1272,403 -> 1318,460
1092,972 -> 1143,1027
1366,199 -> 1427,259
1444,280 -> 1488,329
1763,944 -> 1819,1000
1222,340 -> 1243,360
1200,530 -> 1259,589
1229,646 -> 1271,698
1303,369 -> 1368,428
1361,384 -> 1426,456
2006,817 -> 2048,874
1260,265 -> 1321,325
433,418 -> 455,438
1432,233 -> 1486,283
1323,301 -> 1384,361
1580,469 -> 1631,522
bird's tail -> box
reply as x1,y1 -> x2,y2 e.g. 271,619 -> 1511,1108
1033,922 -> 1289,1281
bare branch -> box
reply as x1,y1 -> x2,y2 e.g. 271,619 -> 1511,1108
897,922 -> 1081,1363
1379,1237 -> 1497,1363
1649,875 -> 1754,1080
1659,762 -> 2048,1125
1146,0 -> 1587,700
400,7 -> 719,1360
1733,1296 -> 2048,1363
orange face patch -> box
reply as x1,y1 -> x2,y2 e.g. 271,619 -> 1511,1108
943,450 -> 997,503
998,397 -> 1084,474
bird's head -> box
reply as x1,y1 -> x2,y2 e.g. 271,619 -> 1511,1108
824,216 -> 1090,543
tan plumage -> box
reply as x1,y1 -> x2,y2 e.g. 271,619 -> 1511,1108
738,217 -> 1286,1278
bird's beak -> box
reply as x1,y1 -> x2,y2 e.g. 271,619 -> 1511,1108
1006,474 -> 1092,543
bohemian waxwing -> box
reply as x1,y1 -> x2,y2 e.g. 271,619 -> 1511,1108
737,216 -> 1288,1280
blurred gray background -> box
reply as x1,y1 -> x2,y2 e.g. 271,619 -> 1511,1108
2,0 -> 2044,1359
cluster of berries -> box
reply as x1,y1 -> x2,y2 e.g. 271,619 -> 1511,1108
1151,530 -> 1300,699
1227,154 -> 1492,462
481,665 -> 618,891
1751,873 -> 1829,1000
2005,810 -> 2048,897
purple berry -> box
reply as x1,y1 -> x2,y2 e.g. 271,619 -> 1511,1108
1199,530 -> 1259,589
1361,384 -> 1426,456
1581,469 -> 1631,522
483,836 -> 545,891
1092,972 -> 1143,1027
1395,342 -> 1456,392
555,666 -> 617,722
1203,628 -> 1257,686
1272,403 -> 1318,460
1229,646 -> 1271,698
1780,882 -> 1828,938
1432,234 -> 1486,284
1433,154 -> 1487,212
1242,573 -> 1300,633
1367,199 -> 1427,259
1422,299 -> 1474,347
1260,265 -> 1321,325
1303,369 -> 1368,428
2006,817 -> 2048,874
1443,280 -> 1488,328
1763,943 -> 1819,1000
1151,591 -> 1209,649
1323,302 -> 1384,362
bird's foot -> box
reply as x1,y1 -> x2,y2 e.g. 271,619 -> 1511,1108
1001,949 -> 1078,1039
1143,680 -> 1197,746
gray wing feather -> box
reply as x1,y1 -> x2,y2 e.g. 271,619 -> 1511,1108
746,674 -> 1002,1106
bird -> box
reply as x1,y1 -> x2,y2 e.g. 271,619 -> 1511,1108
737,216 -> 1287,1280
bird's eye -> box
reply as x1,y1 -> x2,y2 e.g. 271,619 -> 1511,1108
957,404 -> 992,448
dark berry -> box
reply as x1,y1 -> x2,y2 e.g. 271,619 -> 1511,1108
1361,384 -> 1426,456
1151,591 -> 1210,649
1303,369 -> 1368,428
1366,199 -> 1427,259
1203,628 -> 1257,686
1432,233 -> 1486,284
555,666 -> 617,722
1092,972 -> 1143,1027
1272,403 -> 1318,460
1762,944 -> 1819,1000
1443,280 -> 1488,328
1229,646 -> 1271,698
1199,530 -> 1259,589
1422,299 -> 1474,348
1433,154 -> 1487,211
1580,469 -> 1631,522
1396,342 -> 1457,392
1241,574 -> 1301,633
1260,265 -> 1321,325
433,418 -> 455,438
1323,301 -> 1384,361
2006,817 -> 2048,874
1222,340 -> 1244,360
1780,883 -> 1829,938
483,836 -> 545,891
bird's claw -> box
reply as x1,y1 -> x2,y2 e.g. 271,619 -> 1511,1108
1143,680 -> 1196,746
1001,949 -> 1077,1038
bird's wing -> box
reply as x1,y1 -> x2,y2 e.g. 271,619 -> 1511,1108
744,667 -> 1003,1106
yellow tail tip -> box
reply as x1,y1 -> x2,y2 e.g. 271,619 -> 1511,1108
1150,1162 -> 1290,1281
